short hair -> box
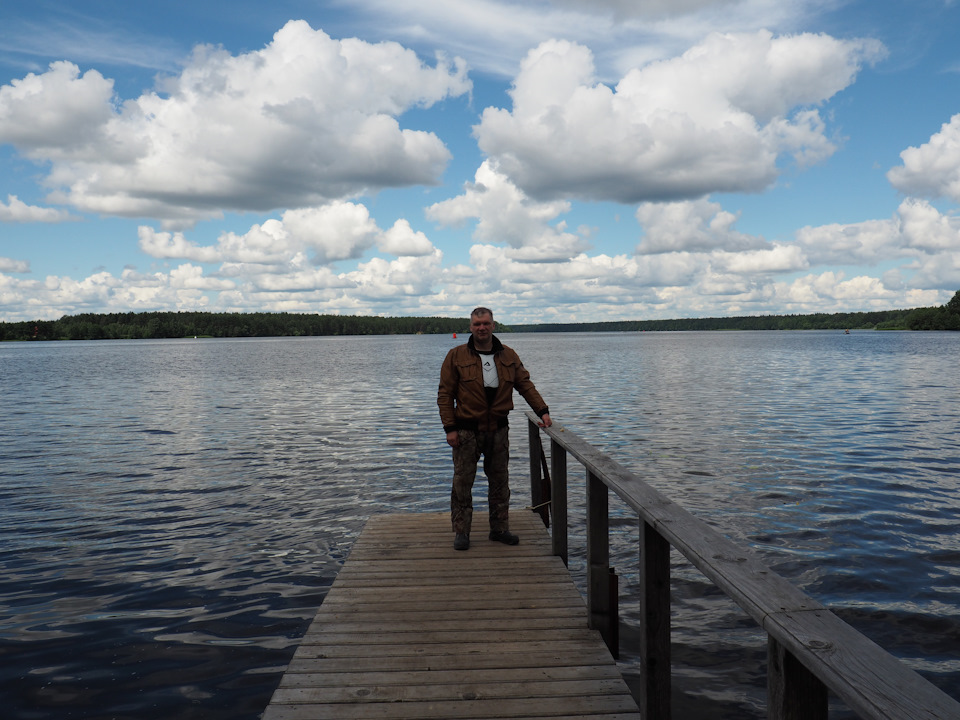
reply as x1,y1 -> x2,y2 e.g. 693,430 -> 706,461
471,306 -> 493,320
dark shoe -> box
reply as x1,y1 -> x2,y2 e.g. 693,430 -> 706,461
454,533 -> 470,551
489,529 -> 519,545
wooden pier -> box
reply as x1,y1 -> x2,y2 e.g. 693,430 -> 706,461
264,414 -> 960,719
263,510 -> 640,719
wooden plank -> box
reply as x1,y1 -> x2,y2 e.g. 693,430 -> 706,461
291,640 -> 611,661
300,615 -> 589,634
312,597 -> 585,613
288,646 -> 618,670
312,607 -> 588,624
299,628 -> 603,646
264,511 -> 640,719
316,586 -> 584,607
264,695 -> 640,720
272,678 -> 633,704
279,665 -> 625,688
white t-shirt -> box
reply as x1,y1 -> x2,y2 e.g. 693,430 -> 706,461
479,351 -> 499,388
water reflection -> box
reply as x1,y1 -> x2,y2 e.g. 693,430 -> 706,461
1,331 -> 958,718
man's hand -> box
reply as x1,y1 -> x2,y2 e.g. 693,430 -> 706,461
539,413 -> 552,428
446,430 -> 460,447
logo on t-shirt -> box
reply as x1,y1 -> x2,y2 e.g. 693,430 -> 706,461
479,352 -> 498,387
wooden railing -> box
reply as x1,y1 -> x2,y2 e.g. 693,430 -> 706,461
525,412 -> 960,720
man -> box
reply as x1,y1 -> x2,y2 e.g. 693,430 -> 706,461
437,307 -> 552,551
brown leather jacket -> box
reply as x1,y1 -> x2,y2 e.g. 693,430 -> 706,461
438,334 -> 549,433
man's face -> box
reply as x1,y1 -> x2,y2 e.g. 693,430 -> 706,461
470,313 -> 494,342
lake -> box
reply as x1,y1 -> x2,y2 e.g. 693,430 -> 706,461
1,331 -> 958,718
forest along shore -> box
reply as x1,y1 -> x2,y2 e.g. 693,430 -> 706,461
2,289 -> 959,341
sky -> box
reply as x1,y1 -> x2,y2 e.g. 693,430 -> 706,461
1,1 -> 960,324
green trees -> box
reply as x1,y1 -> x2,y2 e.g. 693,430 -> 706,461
1,291 -> 958,342
512,293 -> 960,333
948,289 -> 960,316
898,290 -> 960,330
512,310 -> 915,333
0,311 -> 469,341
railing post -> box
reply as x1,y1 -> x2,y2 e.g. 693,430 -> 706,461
550,438 -> 568,566
587,469 -> 618,657
639,520 -> 671,719
767,637 -> 827,720
528,419 -> 546,525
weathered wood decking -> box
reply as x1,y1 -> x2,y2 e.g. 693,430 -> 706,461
263,511 -> 640,719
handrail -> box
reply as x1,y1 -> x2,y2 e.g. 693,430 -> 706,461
525,412 -> 960,720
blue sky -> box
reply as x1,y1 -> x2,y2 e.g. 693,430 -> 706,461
1,0 -> 959,324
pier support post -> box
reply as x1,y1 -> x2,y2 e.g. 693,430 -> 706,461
639,520 -> 671,719
767,637 -> 827,720
587,469 -> 618,657
550,438 -> 568,566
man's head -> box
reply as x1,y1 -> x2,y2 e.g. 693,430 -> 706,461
469,307 -> 494,348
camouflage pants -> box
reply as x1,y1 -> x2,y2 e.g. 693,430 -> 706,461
450,426 -> 510,536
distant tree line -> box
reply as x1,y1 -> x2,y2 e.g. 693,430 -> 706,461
510,290 -> 960,334
0,311 -> 468,342
1,290 -> 957,341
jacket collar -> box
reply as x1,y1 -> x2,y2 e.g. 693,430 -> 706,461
467,334 -> 504,354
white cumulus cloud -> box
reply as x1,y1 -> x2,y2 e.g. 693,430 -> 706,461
888,114 -> 960,203
0,21 -> 471,226
795,216 -> 904,266
0,194 -> 74,222
138,201 -> 401,267
795,198 -> 960,271
378,219 -> 436,257
0,256 -> 30,273
898,198 -> 960,253
774,271 -> 905,311
0,61 -> 115,154
635,198 -> 768,254
475,31 -> 885,203
347,251 -> 444,299
427,160 -> 590,261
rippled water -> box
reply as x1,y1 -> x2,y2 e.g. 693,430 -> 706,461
1,331 -> 958,718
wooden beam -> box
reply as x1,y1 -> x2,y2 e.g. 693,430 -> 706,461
767,636 -> 828,720
587,469 -> 618,657
551,437 -> 568,566
639,519 -> 671,719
